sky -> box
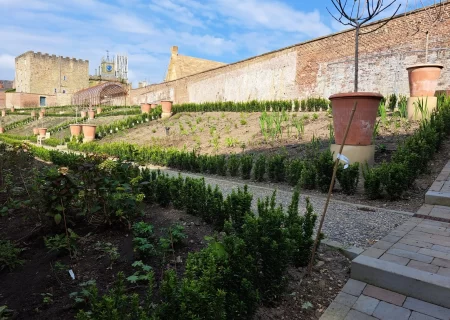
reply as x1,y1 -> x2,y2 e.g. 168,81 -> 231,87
0,0 -> 415,88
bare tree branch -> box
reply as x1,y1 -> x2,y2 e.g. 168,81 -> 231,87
361,4 -> 402,34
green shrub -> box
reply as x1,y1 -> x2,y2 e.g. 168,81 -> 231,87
363,165 -> 382,200
298,162 -> 316,190
132,222 -> 156,258
227,154 -> 240,177
285,159 -> 304,186
217,155 -> 227,176
0,240 -> 23,272
267,154 -> 286,182
240,155 -> 253,180
316,150 -> 334,193
224,186 -> 253,231
337,162 -> 360,195
253,155 -> 266,182
379,162 -> 409,200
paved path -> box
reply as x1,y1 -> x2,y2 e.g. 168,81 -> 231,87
321,161 -> 450,319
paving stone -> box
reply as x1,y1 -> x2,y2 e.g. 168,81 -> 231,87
352,295 -> 379,315
431,244 -> 450,254
321,302 -> 350,320
437,267 -> 450,277
417,205 -> 434,215
418,248 -> 450,260
362,285 -> 406,306
361,247 -> 386,259
387,248 -> 433,263
373,241 -> 394,250
416,227 -> 450,237
390,230 -> 408,237
409,311 -> 441,320
379,253 -> 410,266
403,297 -> 450,320
392,243 -> 420,252
429,182 -> 444,192
399,238 -> 433,249
407,260 -> 439,273
334,292 -> 358,307
429,206 -> 450,219
342,279 -> 366,296
382,235 -> 402,243
373,301 -> 411,320
344,309 -> 377,320
431,257 -> 450,268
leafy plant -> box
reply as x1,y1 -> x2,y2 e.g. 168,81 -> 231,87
240,155 -> 253,180
127,261 -> 153,284
253,155 -> 266,182
316,150 -> 334,193
94,241 -> 120,268
0,240 -> 23,272
363,165 -> 382,200
44,230 -> 78,255
298,162 -> 316,190
132,222 -> 156,258
337,162 -> 360,195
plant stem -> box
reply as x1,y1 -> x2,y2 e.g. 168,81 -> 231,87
354,24 -> 360,92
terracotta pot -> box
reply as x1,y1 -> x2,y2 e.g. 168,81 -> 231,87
151,103 -> 157,109
329,92 -> 383,146
407,63 -> 444,97
33,128 -> 39,135
0,127 -> 4,134
39,111 -> 45,119
88,110 -> 95,119
10,107 -> 14,113
80,111 -> 87,118
81,124 -> 96,142
141,103 -> 151,114
1,110 -> 5,117
96,107 -> 102,114
161,100 -> 173,113
38,128 -> 47,137
70,124 -> 82,136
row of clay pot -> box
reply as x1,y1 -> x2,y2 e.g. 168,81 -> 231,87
32,128 -> 48,137
141,100 -> 173,114
79,109 -> 99,119
69,124 -> 96,142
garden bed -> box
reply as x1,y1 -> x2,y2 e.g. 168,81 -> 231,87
0,144 -> 348,319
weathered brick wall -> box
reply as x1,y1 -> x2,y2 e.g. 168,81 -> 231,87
0,92 -> 5,108
15,51 -> 89,96
131,4 -> 450,104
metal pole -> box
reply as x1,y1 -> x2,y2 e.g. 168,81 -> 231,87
307,101 -> 358,274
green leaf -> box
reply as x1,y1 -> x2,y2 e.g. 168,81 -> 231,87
54,214 -> 62,225
302,302 -> 313,310
127,274 -> 139,283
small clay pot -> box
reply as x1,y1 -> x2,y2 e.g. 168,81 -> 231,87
96,107 -> 102,114
151,103 -> 157,109
31,111 -> 36,117
0,127 -> 4,134
1,110 -> 5,117
33,128 -> 39,135
80,111 -> 87,118
81,124 -> 96,143
69,124 -> 82,137
38,128 -> 48,137
88,110 -> 95,119
10,107 -> 14,113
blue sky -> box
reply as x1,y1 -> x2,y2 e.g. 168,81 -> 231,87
0,0 -> 412,88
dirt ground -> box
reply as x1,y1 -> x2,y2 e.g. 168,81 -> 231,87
100,112 -> 419,158
0,115 -> 30,126
7,117 -> 74,136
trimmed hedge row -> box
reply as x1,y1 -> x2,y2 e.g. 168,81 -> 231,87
172,98 -> 330,113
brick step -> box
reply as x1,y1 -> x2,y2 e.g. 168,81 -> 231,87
425,191 -> 450,207
351,255 -> 450,309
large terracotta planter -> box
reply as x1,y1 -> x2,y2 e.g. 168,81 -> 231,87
31,111 -> 36,117
1,110 -> 5,117
96,107 -> 102,114
407,64 -> 444,97
70,124 -> 82,137
151,103 -> 157,109
330,92 -> 383,146
141,103 -> 151,114
39,111 -> 45,119
81,124 -> 96,142
161,100 -> 173,113
88,110 -> 95,119
38,128 -> 48,137
10,107 -> 14,113
33,128 -> 39,135
0,127 -> 4,134
80,111 -> 87,118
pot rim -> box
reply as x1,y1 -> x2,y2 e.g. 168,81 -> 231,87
406,63 -> 444,70
38,127 -> 48,130
69,124 -> 83,126
80,124 -> 97,127
160,100 -> 173,103
329,92 -> 383,100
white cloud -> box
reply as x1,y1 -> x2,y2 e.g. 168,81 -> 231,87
0,54 -> 15,70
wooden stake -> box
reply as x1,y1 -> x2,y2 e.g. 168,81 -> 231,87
307,101 -> 358,274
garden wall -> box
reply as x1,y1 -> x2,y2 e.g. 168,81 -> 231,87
131,4 -> 450,104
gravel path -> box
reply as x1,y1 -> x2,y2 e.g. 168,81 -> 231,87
156,167 -> 412,249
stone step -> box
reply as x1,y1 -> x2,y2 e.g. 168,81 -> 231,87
351,255 -> 450,309
425,191 -> 450,207
416,204 -> 450,222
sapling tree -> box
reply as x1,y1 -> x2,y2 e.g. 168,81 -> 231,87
327,0 -> 401,91
404,0 -> 446,63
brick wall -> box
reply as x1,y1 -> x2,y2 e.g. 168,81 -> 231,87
15,51 -> 89,96
0,92 -> 5,108
131,4 -> 450,104
5,92 -> 57,108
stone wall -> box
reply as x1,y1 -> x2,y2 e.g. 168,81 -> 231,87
0,92 -> 5,108
131,4 -> 450,105
15,51 -> 89,96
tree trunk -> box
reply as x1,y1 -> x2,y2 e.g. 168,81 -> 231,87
354,25 -> 360,92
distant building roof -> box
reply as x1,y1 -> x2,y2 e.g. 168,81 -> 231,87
0,80 -> 13,90
165,46 -> 226,82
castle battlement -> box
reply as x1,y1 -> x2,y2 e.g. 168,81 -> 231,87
15,51 -> 89,64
